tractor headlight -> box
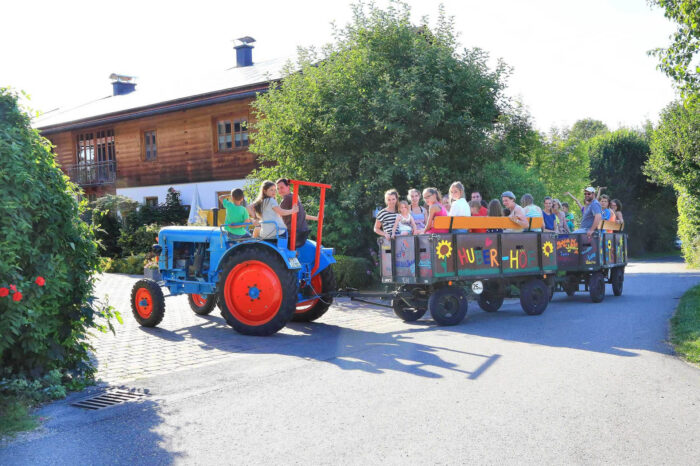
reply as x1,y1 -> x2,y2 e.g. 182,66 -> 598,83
471,281 -> 484,295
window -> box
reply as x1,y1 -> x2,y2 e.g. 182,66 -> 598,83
77,129 -> 115,165
144,196 -> 158,207
143,130 -> 157,161
216,118 -> 248,151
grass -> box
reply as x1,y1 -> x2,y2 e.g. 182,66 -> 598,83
670,284 -> 700,365
0,396 -> 38,439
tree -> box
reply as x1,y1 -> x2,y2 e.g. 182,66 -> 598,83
0,88 -> 116,378
648,0 -> 700,97
647,100 -> 700,265
249,2 -> 508,255
569,118 -> 609,142
589,129 -> 677,255
527,134 -> 590,203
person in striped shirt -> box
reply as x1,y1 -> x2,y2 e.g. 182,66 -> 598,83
374,189 -> 399,240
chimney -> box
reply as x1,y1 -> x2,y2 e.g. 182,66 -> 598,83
109,73 -> 137,96
234,36 -> 255,67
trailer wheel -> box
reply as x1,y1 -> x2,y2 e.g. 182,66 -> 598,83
563,276 -> 578,296
292,267 -> 336,322
217,248 -> 298,336
392,299 -> 428,321
188,294 -> 218,315
589,272 -> 606,303
429,287 -> 468,326
478,291 -> 504,313
131,279 -> 165,327
611,267 -> 624,296
519,279 -> 549,315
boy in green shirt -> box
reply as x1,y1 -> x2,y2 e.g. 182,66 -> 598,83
220,188 -> 251,238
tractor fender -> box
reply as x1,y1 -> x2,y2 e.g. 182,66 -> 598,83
213,240 -> 302,274
296,240 -> 336,277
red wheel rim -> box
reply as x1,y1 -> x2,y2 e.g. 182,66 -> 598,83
135,288 -> 153,319
295,273 -> 323,313
191,294 -> 207,307
224,260 -> 283,326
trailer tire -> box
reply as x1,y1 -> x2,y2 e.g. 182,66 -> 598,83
188,294 -> 218,315
563,276 -> 578,296
611,267 -> 624,296
429,287 -> 468,326
292,267 -> 336,322
478,291 -> 504,313
217,248 -> 298,336
392,299 -> 428,321
131,279 -> 165,327
519,279 -> 549,315
589,271 -> 606,303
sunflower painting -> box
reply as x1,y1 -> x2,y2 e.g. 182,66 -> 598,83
542,241 -> 554,257
436,240 -> 453,273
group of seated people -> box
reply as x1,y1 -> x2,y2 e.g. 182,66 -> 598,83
219,178 -> 317,248
374,183 -> 624,240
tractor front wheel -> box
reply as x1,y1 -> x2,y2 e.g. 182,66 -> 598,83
292,267 -> 337,322
131,279 -> 165,327
217,248 -> 298,336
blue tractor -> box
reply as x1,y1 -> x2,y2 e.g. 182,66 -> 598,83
129,180 -> 336,336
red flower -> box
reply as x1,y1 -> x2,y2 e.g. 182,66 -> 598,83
10,284 -> 17,292
35,276 -> 46,287
0,288 -> 8,297
12,292 -> 22,302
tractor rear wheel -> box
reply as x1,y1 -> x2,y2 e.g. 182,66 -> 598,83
429,287 -> 468,326
217,248 -> 298,336
292,267 -> 336,322
519,279 -> 549,315
188,294 -> 218,315
131,279 -> 165,327
611,267 -> 624,296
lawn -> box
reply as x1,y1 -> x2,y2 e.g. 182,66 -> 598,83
670,284 -> 700,364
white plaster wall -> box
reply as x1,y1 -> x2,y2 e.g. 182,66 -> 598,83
116,179 -> 250,209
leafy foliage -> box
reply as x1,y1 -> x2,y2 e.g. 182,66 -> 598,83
526,134 -> 590,203
589,129 -> 677,255
333,255 -> 373,289
568,118 -> 609,142
249,2 -> 508,255
0,88 -> 118,379
648,0 -> 700,97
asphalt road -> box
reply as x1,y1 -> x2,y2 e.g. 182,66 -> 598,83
2,259 -> 700,465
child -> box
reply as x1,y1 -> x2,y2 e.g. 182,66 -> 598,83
562,202 -> 575,232
219,188 -> 251,239
252,180 -> 298,239
469,200 -> 487,233
391,200 -> 417,237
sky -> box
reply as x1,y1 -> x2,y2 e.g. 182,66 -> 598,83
1,0 -> 678,132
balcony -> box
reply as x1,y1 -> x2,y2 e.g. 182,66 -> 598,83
64,160 -> 117,186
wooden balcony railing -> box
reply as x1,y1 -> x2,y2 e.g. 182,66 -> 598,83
64,160 -> 117,186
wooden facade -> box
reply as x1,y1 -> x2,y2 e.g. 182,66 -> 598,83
43,96 -> 259,199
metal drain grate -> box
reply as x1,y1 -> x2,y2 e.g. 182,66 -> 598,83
71,388 -> 147,410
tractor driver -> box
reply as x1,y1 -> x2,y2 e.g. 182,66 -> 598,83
276,178 -> 318,248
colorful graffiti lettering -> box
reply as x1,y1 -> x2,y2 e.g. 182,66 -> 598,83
557,237 -> 578,253
503,249 -> 537,269
457,247 -> 499,268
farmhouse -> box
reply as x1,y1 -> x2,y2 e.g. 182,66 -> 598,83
34,38 -> 285,209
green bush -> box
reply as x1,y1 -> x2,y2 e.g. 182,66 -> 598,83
678,188 -> 700,267
102,253 -> 148,275
118,224 -> 160,256
333,255 -> 373,289
0,88 -> 118,378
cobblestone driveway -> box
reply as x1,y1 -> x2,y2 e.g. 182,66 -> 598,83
91,273 -> 395,383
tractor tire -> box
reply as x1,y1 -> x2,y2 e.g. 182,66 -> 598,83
392,298 -> 428,322
611,267 -> 624,296
519,279 -> 549,315
429,287 -> 468,326
589,271 -> 606,303
131,279 -> 165,327
478,290 -> 504,313
292,267 -> 336,322
217,247 -> 298,336
188,294 -> 218,315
